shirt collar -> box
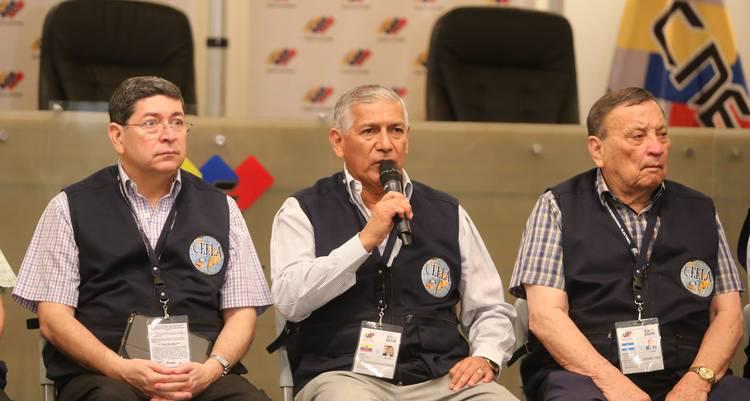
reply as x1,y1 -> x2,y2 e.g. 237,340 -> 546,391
595,168 -> 665,209
342,165 -> 413,208
117,161 -> 182,199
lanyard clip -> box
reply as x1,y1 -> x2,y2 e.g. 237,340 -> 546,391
377,305 -> 387,326
161,299 -> 170,319
635,300 -> 644,321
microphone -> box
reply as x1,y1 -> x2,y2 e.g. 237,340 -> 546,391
379,160 -> 412,247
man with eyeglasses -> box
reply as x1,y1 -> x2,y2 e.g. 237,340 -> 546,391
13,76 -> 272,401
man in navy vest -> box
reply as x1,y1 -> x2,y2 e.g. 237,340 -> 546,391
510,87 -> 750,401
13,76 -> 272,401
738,210 -> 749,379
270,85 -> 518,401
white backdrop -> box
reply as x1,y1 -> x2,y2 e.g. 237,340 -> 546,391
242,0 -> 535,121
3,0 -> 750,123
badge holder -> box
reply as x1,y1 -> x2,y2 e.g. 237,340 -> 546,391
615,317 -> 664,374
352,320 -> 403,379
119,313 -> 213,366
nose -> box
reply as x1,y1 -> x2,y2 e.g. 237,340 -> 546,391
374,128 -> 393,151
159,122 -> 178,141
645,134 -> 667,156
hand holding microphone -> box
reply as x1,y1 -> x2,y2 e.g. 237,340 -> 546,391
379,160 -> 413,247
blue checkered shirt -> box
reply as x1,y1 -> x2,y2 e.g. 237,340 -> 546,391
510,169 -> 743,298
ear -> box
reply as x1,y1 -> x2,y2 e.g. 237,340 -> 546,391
328,127 -> 345,158
587,135 -> 605,168
108,123 -> 126,156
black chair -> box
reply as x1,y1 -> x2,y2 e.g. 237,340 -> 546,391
38,0 -> 196,112
426,7 -> 578,123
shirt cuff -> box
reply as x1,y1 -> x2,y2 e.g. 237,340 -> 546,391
472,345 -> 508,371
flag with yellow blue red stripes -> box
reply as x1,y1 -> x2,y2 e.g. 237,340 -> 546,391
609,0 -> 750,127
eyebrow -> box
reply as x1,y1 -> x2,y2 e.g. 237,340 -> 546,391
141,111 -> 185,119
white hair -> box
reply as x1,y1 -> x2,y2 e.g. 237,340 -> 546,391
332,84 -> 409,132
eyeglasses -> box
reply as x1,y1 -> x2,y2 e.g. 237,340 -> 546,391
119,118 -> 194,137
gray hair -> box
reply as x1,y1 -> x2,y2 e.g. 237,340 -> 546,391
109,76 -> 183,124
586,87 -> 662,138
332,84 -> 409,131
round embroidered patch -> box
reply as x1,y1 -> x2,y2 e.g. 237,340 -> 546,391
189,236 -> 224,275
421,257 -> 451,298
680,259 -> 713,297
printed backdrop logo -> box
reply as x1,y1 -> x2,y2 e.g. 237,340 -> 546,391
379,17 -> 407,35
267,48 -> 297,66
343,49 -> 371,66
304,86 -> 334,104
305,16 -> 335,34
391,86 -> 407,98
341,0 -> 370,9
187,154 -> 274,211
0,0 -> 24,18
609,0 -> 750,128
0,71 -> 23,90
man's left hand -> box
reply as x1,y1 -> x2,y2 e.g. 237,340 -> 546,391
151,360 -> 224,400
664,373 -> 711,401
448,356 -> 494,391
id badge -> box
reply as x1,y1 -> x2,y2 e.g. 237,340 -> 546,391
147,315 -> 190,368
351,321 -> 403,379
615,318 -> 664,374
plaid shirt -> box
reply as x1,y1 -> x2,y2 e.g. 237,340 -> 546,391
510,169 -> 743,298
13,164 -> 272,313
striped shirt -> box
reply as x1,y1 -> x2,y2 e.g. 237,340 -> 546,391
13,164 -> 272,313
509,169 -> 743,298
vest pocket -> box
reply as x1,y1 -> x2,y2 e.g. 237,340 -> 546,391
300,321 -> 361,357
416,317 -> 461,352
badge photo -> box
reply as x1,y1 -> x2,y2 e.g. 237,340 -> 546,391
421,257 -> 451,298
189,235 -> 224,275
680,259 -> 713,297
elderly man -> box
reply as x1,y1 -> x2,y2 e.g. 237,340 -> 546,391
510,87 -> 750,401
738,210 -> 750,379
13,76 -> 272,401
270,85 -> 517,401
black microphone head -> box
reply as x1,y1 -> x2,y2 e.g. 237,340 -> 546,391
379,160 -> 401,185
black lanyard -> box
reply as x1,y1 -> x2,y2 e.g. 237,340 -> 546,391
603,193 -> 662,319
353,200 -> 399,325
117,176 -> 178,317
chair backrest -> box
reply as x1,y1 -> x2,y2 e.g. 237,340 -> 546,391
274,312 -> 294,401
426,7 -> 578,123
26,318 -> 55,401
38,0 -> 196,112
511,298 -> 529,401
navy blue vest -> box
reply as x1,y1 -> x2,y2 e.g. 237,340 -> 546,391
522,169 -> 718,397
45,166 -> 232,381
288,172 -> 468,393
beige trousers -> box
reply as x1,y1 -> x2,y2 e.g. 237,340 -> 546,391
295,371 -> 519,401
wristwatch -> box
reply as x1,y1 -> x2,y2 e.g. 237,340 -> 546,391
688,366 -> 716,384
482,357 -> 500,376
209,353 -> 231,376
